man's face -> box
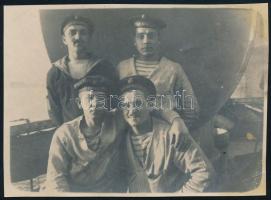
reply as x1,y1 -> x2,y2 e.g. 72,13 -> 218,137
62,24 -> 91,54
78,89 -> 107,123
121,90 -> 150,127
134,27 -> 160,57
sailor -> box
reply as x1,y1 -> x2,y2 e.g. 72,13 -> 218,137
44,75 -> 127,192
119,75 -> 215,193
117,14 -> 199,129
46,15 -> 118,127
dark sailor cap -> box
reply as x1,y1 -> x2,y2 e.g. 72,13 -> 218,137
74,75 -> 112,94
119,75 -> 156,96
61,15 -> 94,35
131,14 -> 166,30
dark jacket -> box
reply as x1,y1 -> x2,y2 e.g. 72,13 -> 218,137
46,54 -> 118,126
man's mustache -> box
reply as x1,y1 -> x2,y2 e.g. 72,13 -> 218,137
73,40 -> 83,45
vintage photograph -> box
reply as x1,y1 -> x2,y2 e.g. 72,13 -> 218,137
4,4 -> 268,197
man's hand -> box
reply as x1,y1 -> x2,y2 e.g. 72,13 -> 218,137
169,117 -> 189,148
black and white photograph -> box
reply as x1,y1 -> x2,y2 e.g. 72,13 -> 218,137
4,4 -> 268,197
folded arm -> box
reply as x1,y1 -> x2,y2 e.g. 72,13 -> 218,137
173,133 -> 215,192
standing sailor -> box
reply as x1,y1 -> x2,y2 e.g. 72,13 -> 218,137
117,14 -> 199,129
46,15 -> 118,126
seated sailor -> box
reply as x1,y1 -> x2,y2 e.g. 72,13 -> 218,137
43,75 -> 127,193
119,75 -> 215,193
